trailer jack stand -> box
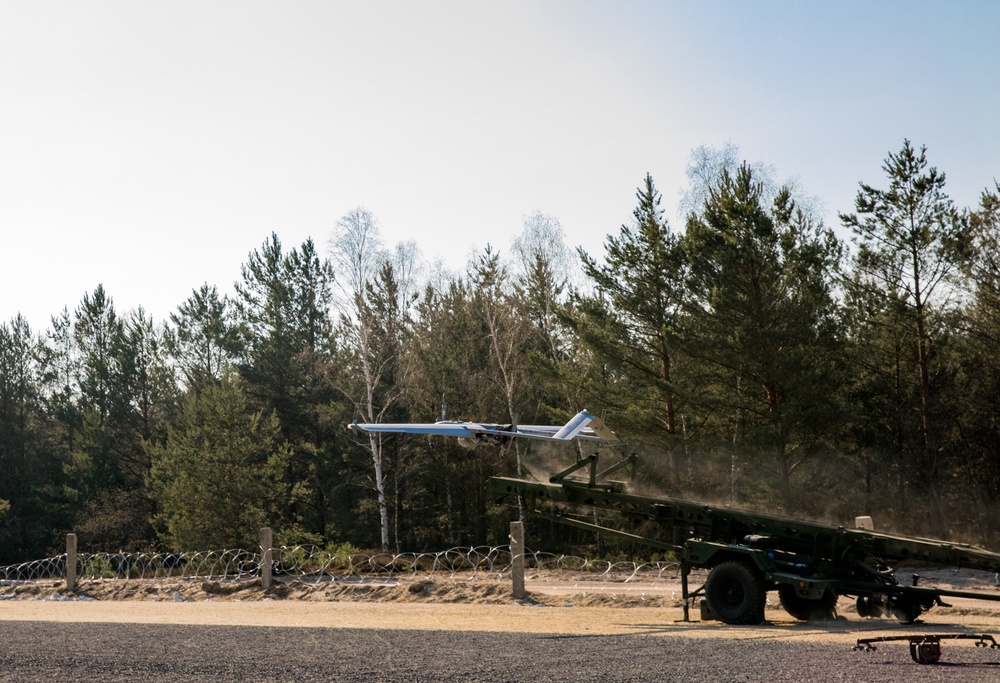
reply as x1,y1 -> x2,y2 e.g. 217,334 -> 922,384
853,634 -> 1000,664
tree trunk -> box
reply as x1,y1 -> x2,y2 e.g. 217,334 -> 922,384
659,332 -> 680,491
368,434 -> 390,551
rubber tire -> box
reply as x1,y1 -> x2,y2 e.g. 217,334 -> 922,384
705,561 -> 767,625
777,585 -> 838,621
856,596 -> 878,618
892,600 -> 923,624
910,641 -> 941,664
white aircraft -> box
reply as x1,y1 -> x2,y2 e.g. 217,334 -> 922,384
347,409 -> 619,450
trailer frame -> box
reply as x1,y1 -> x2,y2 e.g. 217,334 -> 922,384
489,453 -> 1000,625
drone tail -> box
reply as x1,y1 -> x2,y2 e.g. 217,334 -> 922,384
553,410 -> 619,442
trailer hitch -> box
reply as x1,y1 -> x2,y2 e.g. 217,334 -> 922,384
853,634 -> 1000,664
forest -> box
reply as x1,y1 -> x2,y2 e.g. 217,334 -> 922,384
2,140 -> 1000,564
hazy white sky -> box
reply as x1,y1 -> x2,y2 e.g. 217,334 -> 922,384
2,0 -> 998,331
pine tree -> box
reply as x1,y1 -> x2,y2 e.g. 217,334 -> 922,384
233,233 -> 337,541
575,174 -> 688,488
685,165 -> 844,509
952,183 -> 1000,541
840,141 -> 970,521
146,375 -> 291,550
167,284 -> 238,393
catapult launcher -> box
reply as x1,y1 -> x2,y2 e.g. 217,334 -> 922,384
490,451 -> 1000,625
349,409 -> 1000,625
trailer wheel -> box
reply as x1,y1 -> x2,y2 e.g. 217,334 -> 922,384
705,561 -> 766,625
856,596 -> 881,618
777,585 -> 838,621
891,599 -> 923,624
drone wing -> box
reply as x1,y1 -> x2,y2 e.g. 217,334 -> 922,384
348,421 -> 497,438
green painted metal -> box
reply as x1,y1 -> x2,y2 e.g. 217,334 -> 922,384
489,466 -> 1000,624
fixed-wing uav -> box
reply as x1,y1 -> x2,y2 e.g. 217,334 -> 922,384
347,409 -> 620,450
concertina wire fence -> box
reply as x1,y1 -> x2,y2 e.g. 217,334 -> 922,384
1,546 -> 682,585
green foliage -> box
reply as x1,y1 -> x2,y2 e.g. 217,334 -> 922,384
573,174 -> 688,486
840,141 -> 971,530
0,315 -> 54,562
684,164 -> 845,507
231,233 -> 341,545
326,540 -> 361,558
167,283 -> 238,391
146,375 -> 292,550
5,140 -> 1000,561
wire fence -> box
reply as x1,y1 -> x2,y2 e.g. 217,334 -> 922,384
1,546 -> 682,585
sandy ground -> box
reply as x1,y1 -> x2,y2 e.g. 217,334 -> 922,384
4,567 -> 1000,645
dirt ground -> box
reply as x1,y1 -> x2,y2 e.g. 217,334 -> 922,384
4,567 -> 1000,645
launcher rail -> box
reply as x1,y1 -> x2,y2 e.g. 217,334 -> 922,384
490,454 -> 1000,625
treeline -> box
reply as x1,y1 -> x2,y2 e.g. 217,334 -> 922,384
2,140 -> 1000,563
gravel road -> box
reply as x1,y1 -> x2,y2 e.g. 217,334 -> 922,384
3,621 -> 1000,682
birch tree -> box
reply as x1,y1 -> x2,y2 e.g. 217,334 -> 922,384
332,208 -> 411,550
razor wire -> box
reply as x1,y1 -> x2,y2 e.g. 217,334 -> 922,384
1,546 -> 682,585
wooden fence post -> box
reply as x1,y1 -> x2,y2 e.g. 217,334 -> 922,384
510,521 -> 526,600
260,527 -> 273,590
65,533 -> 77,592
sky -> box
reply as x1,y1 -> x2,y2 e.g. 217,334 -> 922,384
2,0 -> 998,332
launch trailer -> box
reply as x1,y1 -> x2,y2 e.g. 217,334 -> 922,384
489,453 -> 1000,625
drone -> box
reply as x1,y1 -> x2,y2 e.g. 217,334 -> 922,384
347,409 -> 620,450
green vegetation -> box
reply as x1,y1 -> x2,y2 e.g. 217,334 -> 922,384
146,375 -> 291,550
1,140 -> 998,562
